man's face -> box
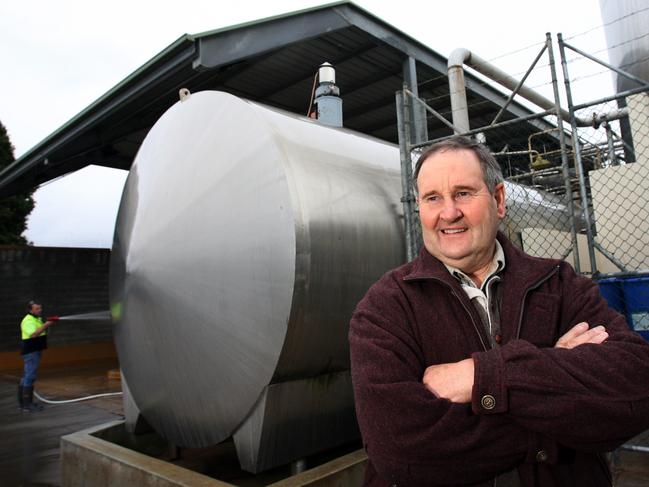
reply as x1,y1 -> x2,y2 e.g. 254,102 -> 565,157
416,148 -> 506,275
29,304 -> 42,316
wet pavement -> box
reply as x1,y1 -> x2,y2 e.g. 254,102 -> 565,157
0,359 -> 122,487
0,358 -> 647,486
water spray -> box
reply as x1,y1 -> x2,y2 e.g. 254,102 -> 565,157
50,310 -> 112,322
34,309 -> 122,405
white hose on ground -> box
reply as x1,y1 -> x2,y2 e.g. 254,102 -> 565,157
34,390 -> 123,404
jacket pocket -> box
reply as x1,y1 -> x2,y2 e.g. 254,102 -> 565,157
520,292 -> 560,347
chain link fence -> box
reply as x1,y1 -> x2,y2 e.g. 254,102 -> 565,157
396,33 -> 649,341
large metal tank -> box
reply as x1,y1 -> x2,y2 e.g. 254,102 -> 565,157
110,90 -> 405,472
110,89 -> 575,473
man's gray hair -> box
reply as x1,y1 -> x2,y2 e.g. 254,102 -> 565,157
413,136 -> 504,194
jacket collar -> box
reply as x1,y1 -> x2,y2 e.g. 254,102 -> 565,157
403,231 -> 559,287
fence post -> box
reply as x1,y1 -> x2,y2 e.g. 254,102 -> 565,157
396,88 -> 418,261
558,33 -> 598,274
403,56 -> 428,144
603,122 -> 618,166
546,33 -> 581,272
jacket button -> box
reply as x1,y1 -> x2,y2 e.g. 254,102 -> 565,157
536,450 -> 548,463
481,394 -> 496,410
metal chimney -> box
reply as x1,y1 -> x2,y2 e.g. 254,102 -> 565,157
314,62 -> 343,127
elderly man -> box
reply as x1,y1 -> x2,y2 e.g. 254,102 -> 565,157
349,136 -> 649,486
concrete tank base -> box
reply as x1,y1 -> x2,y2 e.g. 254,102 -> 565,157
61,421 -> 367,487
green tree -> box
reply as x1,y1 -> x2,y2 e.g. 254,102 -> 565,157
0,121 -> 34,245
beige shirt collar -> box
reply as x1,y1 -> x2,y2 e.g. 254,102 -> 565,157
444,240 -> 506,290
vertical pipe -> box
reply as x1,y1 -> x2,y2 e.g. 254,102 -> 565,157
546,33 -> 581,272
396,89 -> 417,261
604,122 -> 617,166
448,65 -> 471,134
558,33 -> 598,274
403,57 -> 428,144
291,459 -> 307,475
167,443 -> 179,460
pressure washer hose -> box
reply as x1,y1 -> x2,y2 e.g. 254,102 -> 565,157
31,310 -> 119,404
34,390 -> 123,404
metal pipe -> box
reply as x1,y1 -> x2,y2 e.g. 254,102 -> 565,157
447,47 -> 629,128
528,127 -> 560,168
447,48 -> 471,134
404,57 -> 428,144
547,33 -> 581,272
562,40 -> 649,90
504,167 -> 564,182
411,107 -> 558,150
590,108 -> 629,128
571,85 -> 649,111
291,459 -> 307,475
396,89 -> 418,261
448,46 -> 570,121
590,116 -> 635,162
593,242 -> 628,272
403,88 -> 458,132
604,122 -> 617,166
594,269 -> 649,279
314,62 -> 343,128
559,33 -> 597,273
494,150 -> 540,157
491,43 -> 548,126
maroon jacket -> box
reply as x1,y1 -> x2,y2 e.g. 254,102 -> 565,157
349,234 -> 649,486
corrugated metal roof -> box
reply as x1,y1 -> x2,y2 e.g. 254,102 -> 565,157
0,1 -> 553,197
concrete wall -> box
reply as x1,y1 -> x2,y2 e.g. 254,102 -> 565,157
61,421 -> 366,487
521,228 -> 620,274
0,245 -> 112,352
521,93 -> 649,273
589,93 -> 649,271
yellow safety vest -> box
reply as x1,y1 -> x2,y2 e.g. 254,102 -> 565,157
21,314 -> 46,340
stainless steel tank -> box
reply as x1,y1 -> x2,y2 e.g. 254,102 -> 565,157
111,90 -> 575,473
600,0 -> 649,92
110,90 -> 405,472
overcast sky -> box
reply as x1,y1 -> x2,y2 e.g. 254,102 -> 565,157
0,0 -> 614,248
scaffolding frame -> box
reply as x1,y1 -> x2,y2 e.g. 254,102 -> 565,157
396,33 -> 649,276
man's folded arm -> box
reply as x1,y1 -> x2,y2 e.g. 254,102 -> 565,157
349,280 -> 552,485
471,265 -> 649,451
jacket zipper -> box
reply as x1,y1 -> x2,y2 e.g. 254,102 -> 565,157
407,265 -> 559,487
451,289 -> 489,351
423,277 -> 489,352
515,265 -> 560,339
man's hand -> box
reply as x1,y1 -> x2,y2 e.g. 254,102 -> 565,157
421,323 -> 607,403
422,358 -> 474,403
30,319 -> 57,338
555,322 -> 608,349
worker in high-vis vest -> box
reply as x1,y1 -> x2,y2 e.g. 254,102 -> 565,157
19,300 -> 58,412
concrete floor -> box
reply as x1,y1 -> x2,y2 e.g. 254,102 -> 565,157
0,359 -> 122,487
1,358 -> 648,487
611,429 -> 649,487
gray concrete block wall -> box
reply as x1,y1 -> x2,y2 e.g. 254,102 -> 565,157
0,246 -> 112,352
